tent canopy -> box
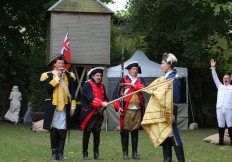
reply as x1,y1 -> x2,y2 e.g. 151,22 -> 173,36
107,50 -> 188,78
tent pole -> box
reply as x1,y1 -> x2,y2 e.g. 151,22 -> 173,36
186,77 -> 188,103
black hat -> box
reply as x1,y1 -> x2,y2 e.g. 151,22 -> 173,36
125,61 -> 142,74
87,67 -> 104,77
162,53 -> 177,66
49,54 -> 69,65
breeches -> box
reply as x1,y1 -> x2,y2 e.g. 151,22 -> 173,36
85,114 -> 103,132
217,106 -> 232,127
123,109 -> 141,131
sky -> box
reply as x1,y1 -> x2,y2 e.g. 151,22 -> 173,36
105,0 -> 128,12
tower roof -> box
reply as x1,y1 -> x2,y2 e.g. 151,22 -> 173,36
48,0 -> 114,14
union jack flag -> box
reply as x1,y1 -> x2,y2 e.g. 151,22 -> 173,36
60,32 -> 71,69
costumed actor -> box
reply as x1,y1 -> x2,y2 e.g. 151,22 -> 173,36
160,53 -> 185,162
112,61 -> 145,160
210,59 -> 232,146
40,54 -> 76,160
81,67 -> 109,160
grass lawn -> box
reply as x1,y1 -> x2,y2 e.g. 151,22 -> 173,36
0,122 -> 232,162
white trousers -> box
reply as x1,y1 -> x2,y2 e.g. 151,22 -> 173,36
217,106 -> 232,127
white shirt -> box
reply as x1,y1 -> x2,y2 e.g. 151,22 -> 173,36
211,68 -> 232,109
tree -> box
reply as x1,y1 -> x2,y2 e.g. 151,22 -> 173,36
128,0 -> 232,72
110,9 -> 150,66
0,0 -> 56,111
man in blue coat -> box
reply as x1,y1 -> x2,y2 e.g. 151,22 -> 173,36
160,53 -> 185,162
81,67 -> 108,160
40,54 -> 76,161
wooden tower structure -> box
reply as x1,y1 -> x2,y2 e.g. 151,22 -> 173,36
47,0 -> 113,101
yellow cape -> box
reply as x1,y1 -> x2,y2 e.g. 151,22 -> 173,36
142,77 -> 173,148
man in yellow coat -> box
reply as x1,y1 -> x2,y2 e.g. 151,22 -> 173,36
40,54 -> 76,160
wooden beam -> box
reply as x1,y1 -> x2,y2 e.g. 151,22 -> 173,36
75,67 -> 87,98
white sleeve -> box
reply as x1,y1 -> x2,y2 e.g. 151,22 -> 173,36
211,67 -> 222,89
71,106 -> 76,110
55,76 -> 60,83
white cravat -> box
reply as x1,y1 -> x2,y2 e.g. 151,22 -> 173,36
124,75 -> 138,95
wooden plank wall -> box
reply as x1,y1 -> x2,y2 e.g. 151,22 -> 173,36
48,12 -> 111,65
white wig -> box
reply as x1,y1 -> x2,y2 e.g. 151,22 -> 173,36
162,53 -> 177,66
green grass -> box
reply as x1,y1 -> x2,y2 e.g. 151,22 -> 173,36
0,122 -> 232,162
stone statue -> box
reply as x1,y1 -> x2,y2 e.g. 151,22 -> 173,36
4,85 -> 22,125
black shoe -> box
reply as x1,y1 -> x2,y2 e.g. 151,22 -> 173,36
83,156 -> 89,160
58,153 -> 64,161
94,151 -> 103,160
132,153 -> 140,160
51,150 -> 58,160
123,152 -> 129,160
83,152 -> 89,160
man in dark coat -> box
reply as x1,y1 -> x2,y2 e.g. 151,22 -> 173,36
40,54 -> 76,161
81,67 -> 108,160
160,53 -> 185,162
112,61 -> 145,160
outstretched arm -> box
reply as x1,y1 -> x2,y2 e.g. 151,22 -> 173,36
210,59 -> 222,89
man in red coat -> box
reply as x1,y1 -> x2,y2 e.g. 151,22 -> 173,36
81,67 -> 108,160
112,61 -> 145,160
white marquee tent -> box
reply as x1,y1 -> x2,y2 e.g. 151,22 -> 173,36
105,50 -> 189,131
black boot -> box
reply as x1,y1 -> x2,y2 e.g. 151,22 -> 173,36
50,127 -> 59,160
51,149 -> 58,160
162,138 -> 172,162
131,130 -> 140,160
83,130 -> 91,160
93,129 -> 103,160
121,130 -> 129,160
57,129 -> 67,161
218,127 -> 225,145
174,146 -> 185,162
228,127 -> 232,146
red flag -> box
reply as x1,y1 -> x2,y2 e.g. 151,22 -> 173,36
60,32 -> 71,69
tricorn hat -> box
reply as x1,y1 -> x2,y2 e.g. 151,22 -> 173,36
125,61 -> 142,74
87,67 -> 104,77
49,54 -> 69,65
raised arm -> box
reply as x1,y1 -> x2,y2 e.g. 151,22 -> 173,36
210,59 -> 222,89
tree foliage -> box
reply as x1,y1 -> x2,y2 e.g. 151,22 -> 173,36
110,9 -> 150,66
127,0 -> 232,72
0,0 -> 56,111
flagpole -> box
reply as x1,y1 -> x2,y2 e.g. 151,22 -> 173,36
108,78 -> 174,105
